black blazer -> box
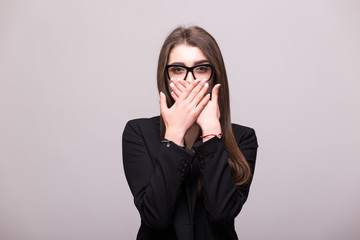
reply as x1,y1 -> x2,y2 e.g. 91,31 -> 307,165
122,116 -> 258,240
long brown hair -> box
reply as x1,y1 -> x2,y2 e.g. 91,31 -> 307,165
157,26 -> 251,186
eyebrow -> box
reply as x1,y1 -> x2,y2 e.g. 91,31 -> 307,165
169,60 -> 210,66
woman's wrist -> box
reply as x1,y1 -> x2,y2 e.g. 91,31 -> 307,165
200,121 -> 222,142
164,128 -> 185,147
200,121 -> 221,135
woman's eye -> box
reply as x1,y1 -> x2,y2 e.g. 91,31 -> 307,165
195,66 -> 210,73
170,67 -> 185,74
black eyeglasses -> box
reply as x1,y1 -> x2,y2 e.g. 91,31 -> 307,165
166,64 -> 214,81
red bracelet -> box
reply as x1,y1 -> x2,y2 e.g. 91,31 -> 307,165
200,133 -> 223,139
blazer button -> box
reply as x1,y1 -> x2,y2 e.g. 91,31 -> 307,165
180,168 -> 186,177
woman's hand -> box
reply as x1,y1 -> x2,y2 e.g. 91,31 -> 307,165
196,84 -> 221,141
170,80 -> 222,142
160,79 -> 210,146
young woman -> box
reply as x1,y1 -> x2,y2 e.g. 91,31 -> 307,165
123,26 -> 258,240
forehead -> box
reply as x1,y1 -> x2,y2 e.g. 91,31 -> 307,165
168,44 -> 207,65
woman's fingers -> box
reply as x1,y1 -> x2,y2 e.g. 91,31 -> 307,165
178,79 -> 201,101
159,92 -> 168,115
169,81 -> 181,99
168,79 -> 211,107
171,78 -> 186,92
192,81 -> 209,106
186,79 -> 207,103
195,93 -> 211,113
211,84 -> 221,103
170,91 -> 178,101
169,79 -> 191,100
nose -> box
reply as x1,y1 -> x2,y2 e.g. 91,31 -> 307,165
184,71 -> 196,82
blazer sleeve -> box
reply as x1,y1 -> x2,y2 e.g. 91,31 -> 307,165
192,127 -> 258,224
122,120 -> 194,230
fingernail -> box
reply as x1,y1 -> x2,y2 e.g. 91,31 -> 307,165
170,83 -> 175,88
177,78 -> 181,81
205,83 -> 209,88
171,91 -> 175,95
170,78 -> 174,81
202,79 -> 207,83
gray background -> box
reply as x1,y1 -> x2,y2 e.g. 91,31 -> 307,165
1,0 -> 359,239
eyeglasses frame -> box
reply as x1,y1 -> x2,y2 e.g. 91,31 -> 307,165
165,64 -> 214,81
